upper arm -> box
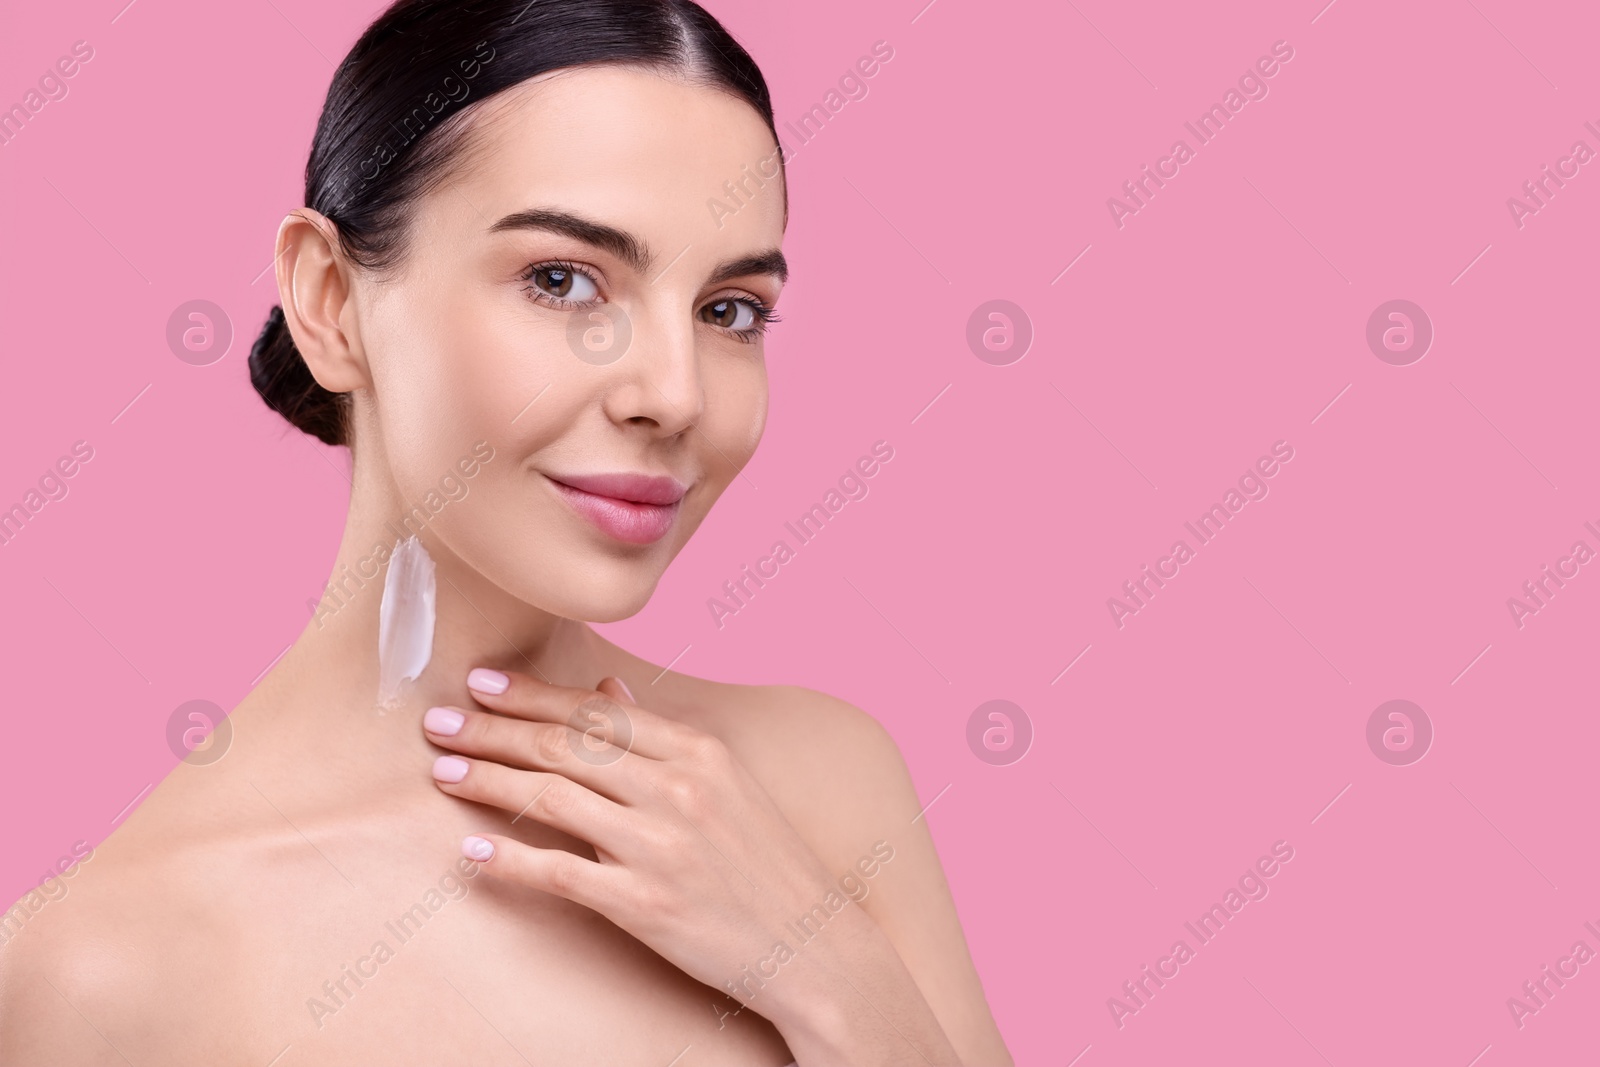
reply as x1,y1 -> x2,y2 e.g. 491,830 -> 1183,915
743,685 -> 1013,1066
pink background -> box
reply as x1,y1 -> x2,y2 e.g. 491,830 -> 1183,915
3,0 -> 1597,1062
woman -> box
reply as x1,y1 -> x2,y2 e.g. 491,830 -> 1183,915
0,1 -> 1011,1063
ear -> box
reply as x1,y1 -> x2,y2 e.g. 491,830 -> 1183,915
273,209 -> 370,396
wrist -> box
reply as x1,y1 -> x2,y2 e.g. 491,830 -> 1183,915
761,903 -> 882,1054
750,903 -> 957,1065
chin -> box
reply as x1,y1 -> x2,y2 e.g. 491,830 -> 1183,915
497,549 -> 669,623
544,577 -> 660,624
577,594 -> 655,624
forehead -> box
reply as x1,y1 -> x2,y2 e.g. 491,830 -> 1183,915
426,64 -> 786,261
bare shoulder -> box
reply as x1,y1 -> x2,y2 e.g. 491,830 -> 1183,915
643,673 -> 918,840
0,774 -> 315,1065
0,831 -> 208,1063
0,845 -> 123,1065
640,670 -> 1014,1065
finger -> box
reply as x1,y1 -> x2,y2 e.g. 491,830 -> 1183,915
459,833 -> 622,913
424,705 -> 648,804
596,675 -> 632,705
464,667 -> 599,724
465,667 -> 695,760
431,755 -> 631,853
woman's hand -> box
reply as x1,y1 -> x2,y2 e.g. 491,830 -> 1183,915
421,667 -> 899,1042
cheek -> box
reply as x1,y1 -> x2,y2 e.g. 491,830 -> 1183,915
424,294 -> 556,427
698,353 -> 768,478
372,280 -> 566,480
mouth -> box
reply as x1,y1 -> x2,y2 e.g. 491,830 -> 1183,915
543,471 -> 687,545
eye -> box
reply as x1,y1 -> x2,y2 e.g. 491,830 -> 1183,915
700,295 -> 780,343
521,260 -> 601,308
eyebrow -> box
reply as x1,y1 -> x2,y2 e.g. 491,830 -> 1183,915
488,208 -> 788,285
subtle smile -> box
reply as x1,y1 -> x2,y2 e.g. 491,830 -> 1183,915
544,471 -> 686,545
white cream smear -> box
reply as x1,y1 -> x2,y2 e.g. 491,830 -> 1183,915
376,535 -> 436,710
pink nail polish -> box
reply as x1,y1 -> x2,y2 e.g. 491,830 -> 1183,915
467,668 -> 509,695
424,706 -> 465,736
463,836 -> 495,861
432,756 -> 469,783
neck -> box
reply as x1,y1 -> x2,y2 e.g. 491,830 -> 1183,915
239,476 -> 605,793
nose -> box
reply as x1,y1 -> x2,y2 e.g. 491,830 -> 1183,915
597,301 -> 703,437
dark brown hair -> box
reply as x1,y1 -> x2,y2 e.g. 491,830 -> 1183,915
249,0 -> 782,446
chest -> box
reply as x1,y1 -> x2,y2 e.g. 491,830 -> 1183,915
196,858 -> 794,1066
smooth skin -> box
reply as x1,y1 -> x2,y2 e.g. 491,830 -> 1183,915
0,65 -> 1011,1065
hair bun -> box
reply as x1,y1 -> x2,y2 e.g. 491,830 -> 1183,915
248,305 -> 348,446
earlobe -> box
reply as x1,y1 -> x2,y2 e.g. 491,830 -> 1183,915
273,210 -> 371,396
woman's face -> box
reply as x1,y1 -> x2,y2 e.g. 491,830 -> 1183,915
352,65 -> 787,622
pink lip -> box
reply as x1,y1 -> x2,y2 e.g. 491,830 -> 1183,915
544,472 -> 687,545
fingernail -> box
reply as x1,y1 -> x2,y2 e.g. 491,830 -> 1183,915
424,707 -> 465,736
614,677 -> 636,703
467,668 -> 509,695
462,836 -> 495,861
432,755 -> 469,783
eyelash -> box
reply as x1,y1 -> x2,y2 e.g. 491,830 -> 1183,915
519,259 -> 781,344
